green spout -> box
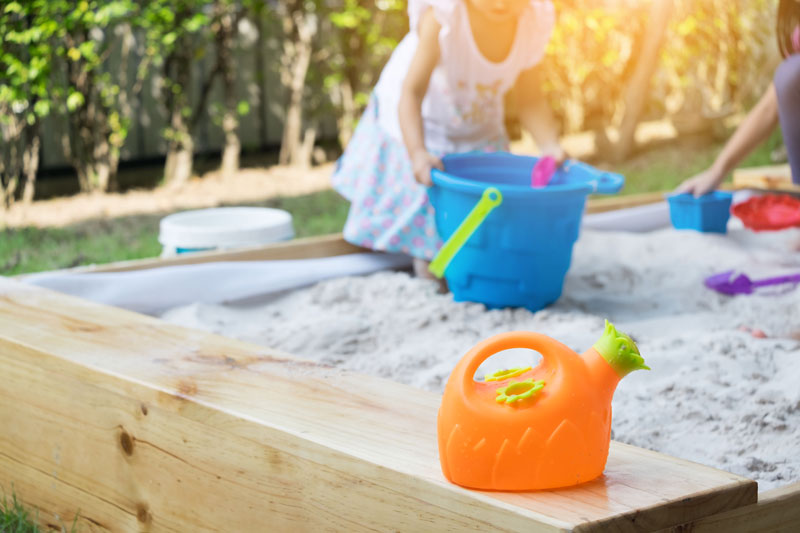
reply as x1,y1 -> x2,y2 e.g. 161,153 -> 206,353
593,320 -> 649,378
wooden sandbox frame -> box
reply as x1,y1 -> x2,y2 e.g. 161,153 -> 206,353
2,195 -> 800,532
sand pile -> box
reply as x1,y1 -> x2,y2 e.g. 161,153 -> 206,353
162,227 -> 800,490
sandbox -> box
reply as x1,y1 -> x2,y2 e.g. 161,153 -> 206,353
159,227 -> 800,491
3,197 -> 800,532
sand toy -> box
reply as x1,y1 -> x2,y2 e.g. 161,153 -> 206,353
530,156 -> 557,188
667,192 -> 732,234
705,270 -> 800,295
731,194 -> 800,231
428,152 -> 624,311
438,321 -> 648,491
429,187 -> 503,279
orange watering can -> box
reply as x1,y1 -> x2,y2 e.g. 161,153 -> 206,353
437,320 -> 648,491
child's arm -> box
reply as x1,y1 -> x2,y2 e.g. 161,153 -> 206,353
399,8 -> 444,186
677,84 -> 779,196
515,66 -> 565,163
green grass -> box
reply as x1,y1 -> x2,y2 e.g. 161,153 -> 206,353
0,493 -> 38,533
1,216 -> 163,276
0,135 -> 786,276
1,189 -> 351,276
261,189 -> 350,238
0,491 -> 76,533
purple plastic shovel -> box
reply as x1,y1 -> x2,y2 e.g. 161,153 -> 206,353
705,270 -> 800,295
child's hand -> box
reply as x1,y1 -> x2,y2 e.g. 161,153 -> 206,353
541,144 -> 567,166
411,150 -> 444,186
676,168 -> 725,197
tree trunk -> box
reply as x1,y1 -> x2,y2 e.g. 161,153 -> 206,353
221,112 -> 241,179
61,29 -> 120,193
279,11 -> 314,167
337,78 -> 356,149
0,112 -> 23,208
295,126 -> 317,169
253,1 -> 269,147
165,139 -> 194,186
22,121 -> 41,204
218,3 -> 240,180
164,110 -> 194,186
163,45 -> 195,186
607,0 -> 673,162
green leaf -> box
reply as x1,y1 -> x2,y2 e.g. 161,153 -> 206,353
236,100 -> 250,116
66,91 -> 85,111
34,99 -> 51,117
78,40 -> 96,59
4,2 -> 22,14
162,32 -> 177,46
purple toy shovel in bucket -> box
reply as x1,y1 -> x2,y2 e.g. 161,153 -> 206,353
705,270 -> 800,295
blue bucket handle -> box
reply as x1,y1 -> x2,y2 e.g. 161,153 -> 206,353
587,171 -> 624,195
558,160 -> 624,195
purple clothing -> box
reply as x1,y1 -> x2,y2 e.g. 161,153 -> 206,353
774,54 -> 800,184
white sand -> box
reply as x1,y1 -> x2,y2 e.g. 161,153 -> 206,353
161,228 -> 800,491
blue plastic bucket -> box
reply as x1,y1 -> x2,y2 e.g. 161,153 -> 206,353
667,192 -> 732,234
429,152 -> 624,311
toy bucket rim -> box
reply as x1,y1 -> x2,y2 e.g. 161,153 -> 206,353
432,153 -> 616,197
666,191 -> 733,204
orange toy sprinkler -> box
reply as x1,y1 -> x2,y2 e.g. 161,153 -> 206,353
437,320 -> 648,491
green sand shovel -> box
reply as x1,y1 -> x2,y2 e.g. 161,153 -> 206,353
429,187 -> 503,279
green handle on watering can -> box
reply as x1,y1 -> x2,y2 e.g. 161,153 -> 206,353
429,187 -> 503,279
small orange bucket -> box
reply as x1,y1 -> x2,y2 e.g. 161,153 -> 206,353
437,321 -> 648,491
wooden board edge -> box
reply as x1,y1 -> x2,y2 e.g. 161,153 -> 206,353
578,477 -> 758,533
732,164 -> 800,194
14,233 -> 364,278
655,482 -> 800,532
585,192 -> 666,214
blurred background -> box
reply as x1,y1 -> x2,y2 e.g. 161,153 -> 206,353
0,0 -> 787,274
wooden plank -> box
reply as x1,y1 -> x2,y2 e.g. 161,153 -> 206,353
0,279 -> 757,532
50,233 -> 364,275
657,482 -> 800,532
733,164 -> 800,194
586,192 -> 665,214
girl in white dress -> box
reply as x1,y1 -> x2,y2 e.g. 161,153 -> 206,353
332,0 -> 564,277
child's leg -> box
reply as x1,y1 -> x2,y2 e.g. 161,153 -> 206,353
413,258 -> 448,292
413,258 -> 436,279
774,55 -> 800,185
